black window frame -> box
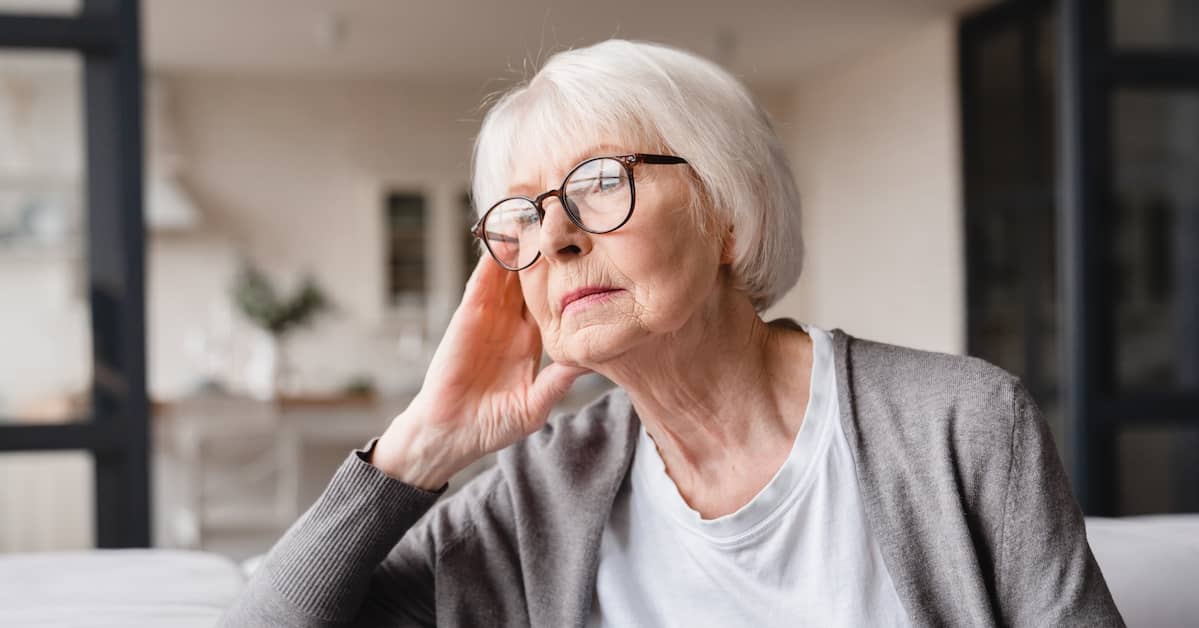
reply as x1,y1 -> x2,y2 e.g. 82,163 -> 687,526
0,0 -> 149,547
962,0 -> 1199,516
1061,0 -> 1199,516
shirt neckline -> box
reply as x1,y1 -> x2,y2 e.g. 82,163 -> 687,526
630,322 -> 837,545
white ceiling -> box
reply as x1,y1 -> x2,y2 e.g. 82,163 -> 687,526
0,0 -> 991,85
135,0 -> 991,87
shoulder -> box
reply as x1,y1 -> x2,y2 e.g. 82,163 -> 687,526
837,330 -> 1027,443
835,329 -> 1048,519
833,330 -> 1042,502
842,331 -> 1019,401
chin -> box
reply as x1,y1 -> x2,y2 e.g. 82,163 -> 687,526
553,319 -> 645,367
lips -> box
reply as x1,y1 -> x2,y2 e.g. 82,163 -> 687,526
560,286 -> 622,314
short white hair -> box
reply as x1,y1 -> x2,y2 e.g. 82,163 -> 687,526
471,39 -> 803,311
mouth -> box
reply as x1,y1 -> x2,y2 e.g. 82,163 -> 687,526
560,286 -> 623,314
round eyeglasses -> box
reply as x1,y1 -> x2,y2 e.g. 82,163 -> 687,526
470,153 -> 689,271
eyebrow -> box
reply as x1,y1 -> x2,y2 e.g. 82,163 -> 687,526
505,143 -> 631,196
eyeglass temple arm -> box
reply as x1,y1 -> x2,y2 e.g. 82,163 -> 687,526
633,153 -> 688,165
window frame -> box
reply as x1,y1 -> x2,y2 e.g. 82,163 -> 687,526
0,0 -> 149,547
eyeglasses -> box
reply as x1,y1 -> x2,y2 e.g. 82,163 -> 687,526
470,153 -> 689,271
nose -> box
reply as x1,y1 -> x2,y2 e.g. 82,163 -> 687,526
538,194 -> 592,263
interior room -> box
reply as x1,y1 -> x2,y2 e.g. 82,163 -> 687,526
0,0 -> 1195,626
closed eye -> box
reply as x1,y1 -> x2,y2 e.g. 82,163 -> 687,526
571,176 -> 625,194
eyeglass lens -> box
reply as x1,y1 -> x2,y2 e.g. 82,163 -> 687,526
481,157 -> 632,269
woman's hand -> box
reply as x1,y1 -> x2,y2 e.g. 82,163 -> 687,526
371,255 -> 591,489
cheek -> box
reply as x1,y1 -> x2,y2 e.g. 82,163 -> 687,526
641,253 -> 717,317
605,234 -> 720,329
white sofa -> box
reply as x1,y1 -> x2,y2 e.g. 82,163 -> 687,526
0,549 -> 242,627
0,516 -> 1194,627
1086,515 -> 1199,627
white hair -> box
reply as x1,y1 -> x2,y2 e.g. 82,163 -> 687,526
470,39 -> 803,312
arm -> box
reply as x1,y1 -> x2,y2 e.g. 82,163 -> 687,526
218,439 -> 444,628
995,381 -> 1124,626
221,254 -> 588,626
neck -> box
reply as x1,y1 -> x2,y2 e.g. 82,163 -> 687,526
592,277 -> 812,517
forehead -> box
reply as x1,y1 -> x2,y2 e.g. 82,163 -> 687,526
476,81 -> 664,209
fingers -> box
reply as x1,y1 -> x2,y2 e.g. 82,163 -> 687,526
464,254 -> 526,315
497,264 -> 523,311
521,299 -> 538,326
526,362 -> 592,419
463,253 -> 499,301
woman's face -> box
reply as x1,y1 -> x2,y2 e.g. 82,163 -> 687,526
507,143 -> 726,367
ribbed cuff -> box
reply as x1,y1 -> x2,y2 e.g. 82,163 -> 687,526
264,439 -> 445,621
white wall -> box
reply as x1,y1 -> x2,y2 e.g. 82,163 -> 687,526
158,76 -> 807,399
766,19 -> 965,354
150,76 -> 488,398
1,71 -> 489,402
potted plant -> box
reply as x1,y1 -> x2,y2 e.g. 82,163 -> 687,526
231,262 -> 331,399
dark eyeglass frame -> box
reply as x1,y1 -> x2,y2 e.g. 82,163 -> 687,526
470,153 -> 689,271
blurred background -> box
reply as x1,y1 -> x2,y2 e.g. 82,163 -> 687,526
0,0 -> 1195,565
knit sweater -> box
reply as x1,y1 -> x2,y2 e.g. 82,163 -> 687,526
219,327 -> 1124,627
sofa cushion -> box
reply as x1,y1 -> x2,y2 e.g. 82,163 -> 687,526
1087,515 -> 1199,628
0,549 -> 244,627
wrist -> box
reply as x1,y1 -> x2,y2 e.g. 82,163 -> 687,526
371,419 -> 465,491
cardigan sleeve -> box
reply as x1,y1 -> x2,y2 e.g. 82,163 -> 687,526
217,438 -> 445,628
994,381 -> 1125,627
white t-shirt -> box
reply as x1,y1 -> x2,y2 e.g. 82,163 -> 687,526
587,323 -> 909,627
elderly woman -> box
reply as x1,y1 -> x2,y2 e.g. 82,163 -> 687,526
222,40 -> 1122,627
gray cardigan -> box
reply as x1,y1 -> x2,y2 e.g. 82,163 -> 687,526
220,328 -> 1124,627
